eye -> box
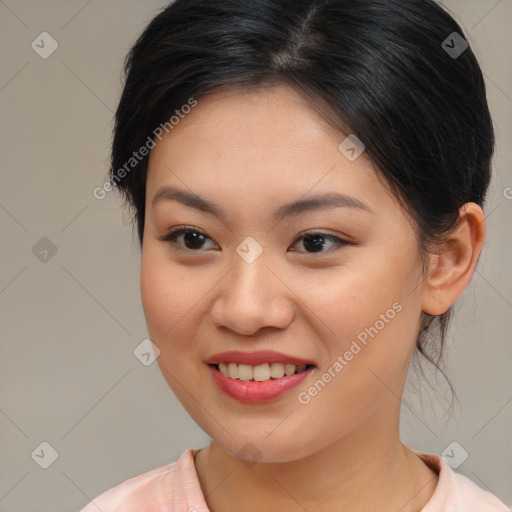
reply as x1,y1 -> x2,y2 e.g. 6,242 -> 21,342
289,230 -> 350,254
159,226 -> 351,255
158,226 -> 217,252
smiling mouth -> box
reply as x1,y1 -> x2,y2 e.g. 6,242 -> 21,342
210,362 -> 315,382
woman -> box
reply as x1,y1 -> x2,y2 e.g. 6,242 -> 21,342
80,0 -> 509,510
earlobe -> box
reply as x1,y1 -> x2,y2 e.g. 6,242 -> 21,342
421,202 -> 486,316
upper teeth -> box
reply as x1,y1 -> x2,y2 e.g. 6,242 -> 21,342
217,362 -> 308,381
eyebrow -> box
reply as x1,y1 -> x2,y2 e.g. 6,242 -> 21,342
151,186 -> 373,221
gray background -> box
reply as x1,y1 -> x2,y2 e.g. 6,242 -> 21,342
0,1 -> 510,511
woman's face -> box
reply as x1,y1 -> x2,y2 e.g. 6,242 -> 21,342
141,85 -> 427,463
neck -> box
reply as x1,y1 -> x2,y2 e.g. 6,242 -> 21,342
194,408 -> 438,512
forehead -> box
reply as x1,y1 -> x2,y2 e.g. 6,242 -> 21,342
146,85 -> 378,195
158,85 -> 352,151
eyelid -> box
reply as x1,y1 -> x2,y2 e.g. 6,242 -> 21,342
157,225 -> 214,249
292,228 -> 345,243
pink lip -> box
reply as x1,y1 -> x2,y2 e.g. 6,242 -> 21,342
205,350 -> 316,366
207,364 -> 315,403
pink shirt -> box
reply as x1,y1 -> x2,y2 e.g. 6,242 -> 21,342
79,448 -> 510,511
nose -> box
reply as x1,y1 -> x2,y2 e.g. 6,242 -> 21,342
209,251 -> 295,336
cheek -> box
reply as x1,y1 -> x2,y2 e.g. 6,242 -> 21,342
140,250 -> 193,342
291,262 -> 402,344
140,247 -> 218,370
140,256 -> 171,335
140,251 -> 216,423
298,246 -> 421,369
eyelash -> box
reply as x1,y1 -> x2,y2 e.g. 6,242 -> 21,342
158,225 -> 350,254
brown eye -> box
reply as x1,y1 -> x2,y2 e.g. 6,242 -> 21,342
158,227 -> 350,255
290,232 -> 350,254
159,226 -> 217,252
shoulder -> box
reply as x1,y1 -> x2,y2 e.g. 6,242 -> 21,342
78,448 -> 208,512
447,470 -> 510,511
415,451 -> 510,512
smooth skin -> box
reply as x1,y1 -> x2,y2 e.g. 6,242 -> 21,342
140,85 -> 486,512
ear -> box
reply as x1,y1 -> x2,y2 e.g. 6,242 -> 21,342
421,202 -> 486,316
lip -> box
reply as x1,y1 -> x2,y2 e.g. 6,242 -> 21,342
208,363 -> 315,403
205,350 -> 316,366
